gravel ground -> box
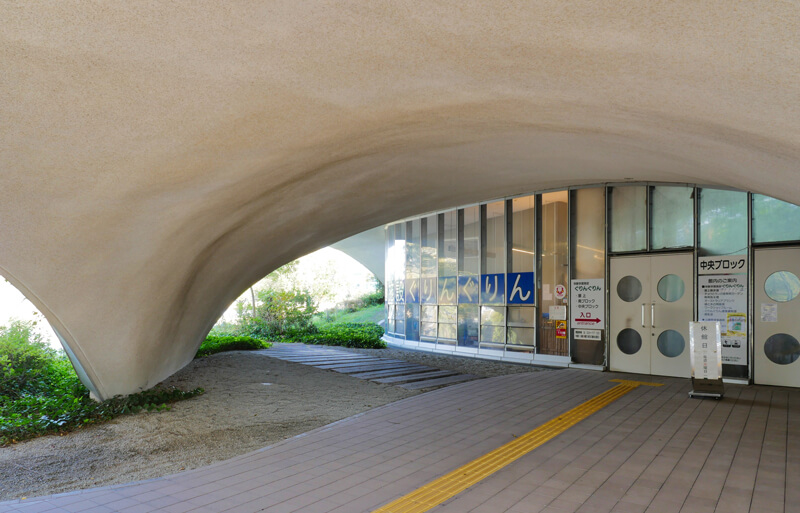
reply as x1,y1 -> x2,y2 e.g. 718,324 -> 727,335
0,344 -> 552,501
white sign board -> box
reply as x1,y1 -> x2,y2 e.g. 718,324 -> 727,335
698,274 -> 748,366
574,329 -> 602,341
571,279 -> 605,329
761,303 -> 778,322
554,284 -> 567,300
690,322 -> 722,381
549,305 -> 567,320
698,255 -> 747,275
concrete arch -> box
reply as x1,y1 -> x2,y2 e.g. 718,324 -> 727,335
2,2 -> 799,398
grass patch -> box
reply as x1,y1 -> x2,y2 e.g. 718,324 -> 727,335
313,304 -> 385,327
1,321 -> 204,446
195,335 -> 271,358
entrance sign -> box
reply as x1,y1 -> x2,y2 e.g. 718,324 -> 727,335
698,274 -> 748,367
570,279 -> 605,329
689,321 -> 724,399
574,329 -> 601,341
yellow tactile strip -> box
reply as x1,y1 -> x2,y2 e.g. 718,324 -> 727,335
372,379 -> 663,513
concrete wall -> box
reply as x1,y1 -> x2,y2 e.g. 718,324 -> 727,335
2,2 -> 799,398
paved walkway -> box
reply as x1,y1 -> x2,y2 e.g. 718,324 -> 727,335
261,344 -> 480,390
2,369 -> 799,513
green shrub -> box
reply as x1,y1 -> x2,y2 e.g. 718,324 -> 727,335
0,320 -> 203,446
195,335 -> 271,357
304,322 -> 386,349
238,288 -> 317,340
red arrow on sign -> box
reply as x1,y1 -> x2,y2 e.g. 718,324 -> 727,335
575,318 -> 602,324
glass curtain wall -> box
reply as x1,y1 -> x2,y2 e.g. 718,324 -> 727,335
420,215 -> 438,341
480,201 -> 506,348
699,188 -> 748,379
539,191 -> 569,356
651,185 -> 694,249
405,219 -> 421,341
458,206 -> 480,347
570,188 -> 606,365
385,224 -> 396,335
438,210 -> 458,344
752,195 -> 800,243
610,186 -> 647,252
508,195 -> 536,351
393,222 -> 406,335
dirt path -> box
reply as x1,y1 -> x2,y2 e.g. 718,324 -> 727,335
0,344 -> 547,500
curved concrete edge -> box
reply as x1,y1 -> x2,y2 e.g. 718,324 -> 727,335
330,226 -> 386,284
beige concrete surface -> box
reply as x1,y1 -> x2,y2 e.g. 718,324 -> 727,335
2,2 -> 800,397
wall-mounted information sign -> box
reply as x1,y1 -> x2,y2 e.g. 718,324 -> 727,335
574,329 -> 602,341
570,279 -> 605,329
698,271 -> 747,368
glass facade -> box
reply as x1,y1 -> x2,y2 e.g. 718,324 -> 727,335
570,187 -> 606,365
752,194 -> 800,243
539,192 -> 569,356
650,185 -> 694,250
383,183 -> 800,380
610,186 -> 646,252
699,189 -> 747,256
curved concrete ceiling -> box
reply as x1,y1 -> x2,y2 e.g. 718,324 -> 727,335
2,2 -> 799,398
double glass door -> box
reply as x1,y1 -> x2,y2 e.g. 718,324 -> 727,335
610,254 -> 692,377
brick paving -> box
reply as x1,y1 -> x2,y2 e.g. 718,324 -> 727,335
2,369 -> 799,512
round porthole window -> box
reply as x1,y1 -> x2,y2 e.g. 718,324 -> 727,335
617,276 -> 642,302
764,334 -> 800,365
617,328 -> 642,355
657,274 -> 685,303
765,271 -> 800,303
657,330 -> 685,358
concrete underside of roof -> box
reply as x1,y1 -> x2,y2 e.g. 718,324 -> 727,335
2,2 -> 799,398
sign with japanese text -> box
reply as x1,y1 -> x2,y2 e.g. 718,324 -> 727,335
698,255 -> 747,275
549,305 -> 567,321
556,320 -> 567,339
457,276 -> 480,304
481,273 -> 505,305
438,277 -> 457,305
698,274 -> 747,366
507,272 -> 535,304
574,329 -> 602,341
404,279 -> 419,304
690,321 -> 722,381
570,279 -> 605,329
420,277 -> 437,304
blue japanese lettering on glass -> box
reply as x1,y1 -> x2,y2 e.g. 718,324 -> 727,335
394,280 -> 404,303
420,277 -> 437,304
438,276 -> 457,305
507,272 -> 535,304
458,276 -> 480,304
404,279 -> 419,304
481,273 -> 506,305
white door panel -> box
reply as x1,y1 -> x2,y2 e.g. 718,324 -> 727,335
754,247 -> 800,387
649,254 -> 692,378
610,257 -> 651,374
